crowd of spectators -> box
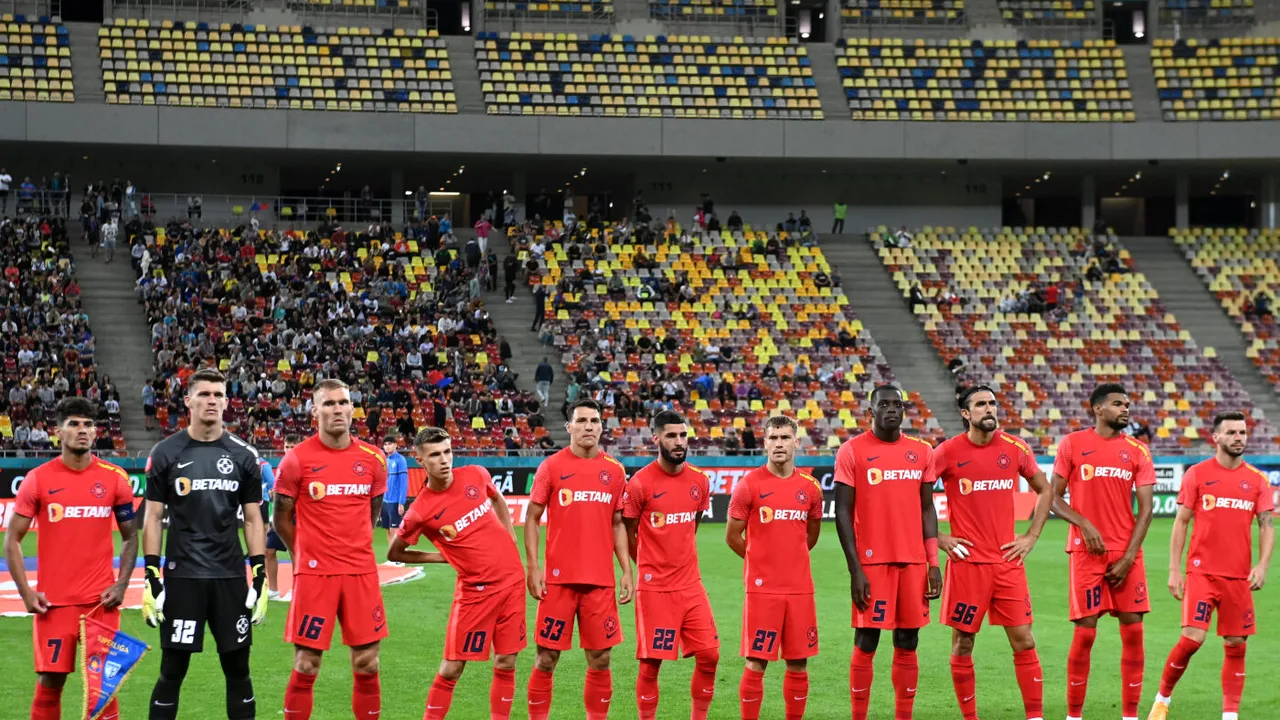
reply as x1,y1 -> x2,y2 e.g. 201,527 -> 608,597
0,168 -> 73,219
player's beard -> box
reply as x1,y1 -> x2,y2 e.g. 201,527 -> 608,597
65,442 -> 90,456
976,416 -> 997,432
1106,416 -> 1128,431
1222,443 -> 1246,458
659,445 -> 686,465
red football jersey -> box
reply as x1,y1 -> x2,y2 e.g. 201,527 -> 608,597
13,457 -> 133,606
622,461 -> 711,592
1052,429 -> 1156,553
834,432 -> 935,565
275,436 -> 387,575
399,465 -> 524,597
1177,459 -> 1274,579
529,447 -> 627,587
727,465 -> 823,594
931,431 -> 1039,563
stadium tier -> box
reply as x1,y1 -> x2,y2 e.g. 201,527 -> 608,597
486,0 -> 613,16
837,38 -> 1134,121
999,0 -> 1095,23
875,226 -> 1280,453
1161,0 -> 1254,23
840,0 -> 965,24
1154,37 -> 1280,122
0,14 -> 72,103
99,19 -> 457,113
288,0 -> 418,10
1175,228 -> 1280,399
650,0 -> 777,20
476,33 -> 820,119
521,223 -> 945,454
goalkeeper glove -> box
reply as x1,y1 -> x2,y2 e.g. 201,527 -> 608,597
245,554 -> 268,625
142,555 -> 165,628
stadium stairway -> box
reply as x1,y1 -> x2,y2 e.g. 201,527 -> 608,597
1124,236 -> 1280,424
1121,45 -> 1161,123
822,236 -> 966,436
806,43 -> 854,120
67,226 -> 156,450
965,0 -> 1005,29
66,22 -> 104,103
444,36 -> 485,115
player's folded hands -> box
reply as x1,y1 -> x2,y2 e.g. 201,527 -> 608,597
142,556 -> 166,627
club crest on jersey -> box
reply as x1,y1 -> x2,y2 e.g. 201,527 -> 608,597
1119,450 -> 1132,464
603,615 -> 618,638
217,457 -> 235,475
689,485 -> 702,502
904,450 -> 919,464
352,460 -> 369,477
795,489 -> 809,505
373,605 -> 386,627
465,485 -> 480,500
598,470 -> 613,486
1134,581 -> 1147,603
91,482 -> 107,499
997,453 -> 1011,469
806,626 -> 818,648
309,481 -> 327,500
650,511 -> 667,528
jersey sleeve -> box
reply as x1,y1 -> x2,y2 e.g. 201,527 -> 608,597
13,467 -> 39,518
398,502 -> 426,546
926,440 -> 946,481
1132,443 -> 1157,487
1176,466 -> 1199,509
807,479 -> 824,517
1016,440 -> 1039,479
274,451 -> 300,499
920,444 -> 937,485
727,475 -> 752,521
260,462 -> 276,496
622,474 -> 645,519
144,445 -> 169,503
834,442 -> 857,488
238,451 -> 263,505
1257,474 -> 1276,515
1051,433 -> 1074,480
529,458 -> 552,505
696,471 -> 711,513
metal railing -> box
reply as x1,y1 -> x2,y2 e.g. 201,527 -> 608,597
479,3 -> 616,33
108,0 -> 437,30
0,0 -> 58,17
103,193 -> 462,227
110,0 -> 253,24
648,4 -> 785,36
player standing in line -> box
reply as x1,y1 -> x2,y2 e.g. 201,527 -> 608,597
623,411 -> 719,720
387,427 -> 527,719
1052,383 -> 1156,720
834,385 -> 942,720
523,399 -> 633,720
266,433 -> 302,601
381,434 -> 409,563
1148,411 -> 1274,720
931,386 -> 1063,720
142,368 -> 268,720
726,415 -> 823,720
5,398 -> 138,720
275,379 -> 388,720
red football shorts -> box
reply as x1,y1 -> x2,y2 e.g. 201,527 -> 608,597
1067,550 -> 1151,621
852,563 -> 930,630
33,604 -> 119,673
285,573 -> 388,651
634,586 -> 719,660
741,592 -> 819,661
940,561 -> 1033,633
1181,573 -> 1256,637
535,584 -> 622,651
444,582 -> 528,661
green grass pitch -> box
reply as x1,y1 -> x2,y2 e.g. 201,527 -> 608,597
4,519 -> 1276,718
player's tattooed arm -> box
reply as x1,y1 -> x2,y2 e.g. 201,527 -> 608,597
1049,472 -> 1105,554
105,512 -> 140,609
1168,504 -> 1193,600
273,495 -> 298,554
1251,510 -> 1274,591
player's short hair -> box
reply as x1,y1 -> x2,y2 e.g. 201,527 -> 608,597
764,414 -> 799,435
1089,383 -> 1127,407
869,384 -> 907,404
414,426 -> 451,447
957,385 -> 997,411
650,410 -> 686,433
1212,411 -> 1248,431
312,378 -> 349,397
284,433 -> 303,445
568,398 -> 602,417
186,368 -> 226,394
54,397 -> 96,426
383,434 -> 399,445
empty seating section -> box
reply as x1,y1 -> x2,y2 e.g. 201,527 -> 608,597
100,18 -> 456,113
477,33 -> 820,119
0,15 -> 72,103
530,227 -> 945,454
837,39 -> 1133,121
1175,228 -> 1280,399
650,0 -> 776,21
841,0 -> 964,24
1161,0 -> 1253,23
1154,37 -> 1280,121
875,227 -> 1280,453
289,0 -> 418,11
486,0 -> 612,16
999,0 -> 1095,23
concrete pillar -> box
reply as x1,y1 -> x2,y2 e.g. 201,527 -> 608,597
1081,175 -> 1097,229
1263,174 -> 1278,230
1175,172 -> 1190,228
507,170 -> 527,226
827,0 -> 841,43
389,167 -> 405,226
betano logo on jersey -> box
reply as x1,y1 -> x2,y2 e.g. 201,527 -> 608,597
308,482 -> 372,500
46,503 -> 112,523
958,478 -> 1016,495
758,506 -> 809,524
1201,493 -> 1255,512
175,477 -> 241,496
439,499 -> 494,541
650,510 -> 698,528
557,488 -> 613,506
866,468 -> 924,485
1078,464 -> 1133,482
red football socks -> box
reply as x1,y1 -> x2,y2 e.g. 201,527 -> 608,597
584,668 -> 612,720
1119,622 -> 1145,717
1222,642 -> 1247,714
490,667 -> 515,720
424,675 -> 456,719
526,667 -> 554,720
283,669 -> 317,720
352,671 -> 381,720
950,655 -> 978,720
690,650 -> 718,720
30,683 -> 61,720
891,647 -> 919,719
1158,634 -> 1203,697
1065,626 -> 1096,716
636,660 -> 661,720
783,669 -> 809,720
850,648 -> 875,720
739,667 -> 764,720
1012,648 -> 1044,719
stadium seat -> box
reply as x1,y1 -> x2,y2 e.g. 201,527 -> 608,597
841,0 -> 965,24
998,0 -> 1095,24
650,0 -> 777,21
0,14 -> 74,103
1154,36 -> 1279,122
1159,0 -> 1254,25
485,0 -> 614,17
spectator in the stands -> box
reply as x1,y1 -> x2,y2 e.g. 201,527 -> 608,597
783,212 -> 797,234
742,427 -> 758,453
723,428 -> 741,456
726,210 -> 743,232
535,358 -> 554,407
17,177 -> 35,215
0,167 -> 10,214
909,283 -> 927,310
1252,291 -> 1272,318
832,201 -> 847,234
1124,417 -> 1154,444
187,194 -> 202,219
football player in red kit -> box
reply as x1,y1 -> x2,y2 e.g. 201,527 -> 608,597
1052,383 -> 1156,720
523,399 -> 633,720
834,385 -> 942,720
932,386 -> 1061,720
727,415 -> 824,720
388,427 -> 527,720
1149,411 -> 1273,720
274,379 -> 389,720
4,398 -> 138,720
623,411 -> 718,720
